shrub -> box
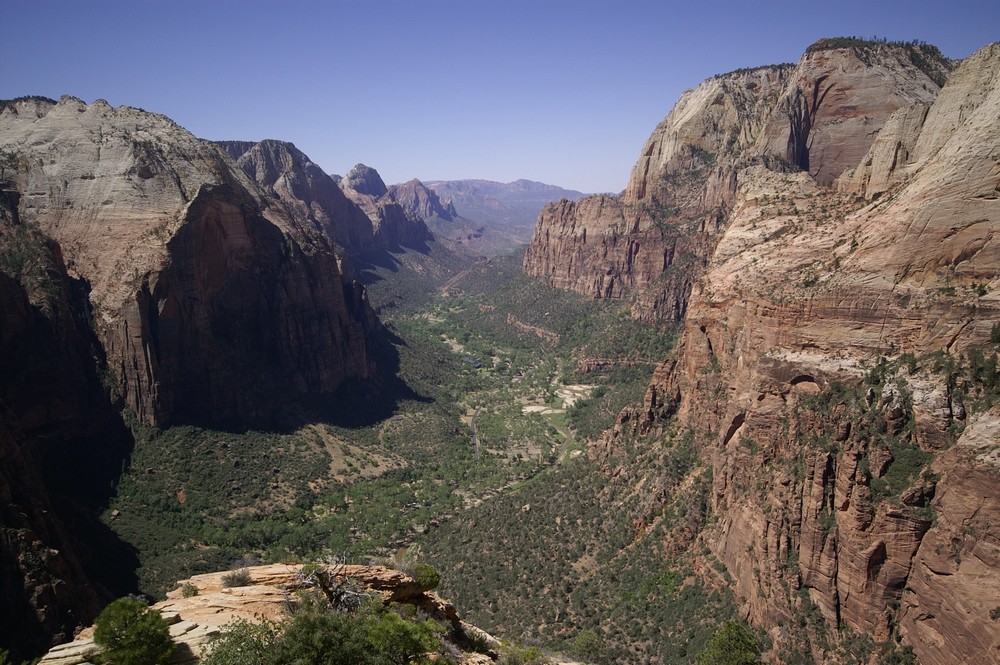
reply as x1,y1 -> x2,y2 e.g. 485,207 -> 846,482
695,620 -> 762,665
271,598 -> 443,665
221,568 -> 252,588
570,629 -> 606,663
200,617 -> 280,665
93,597 -> 175,665
498,643 -> 547,665
180,582 -> 198,598
411,562 -> 441,591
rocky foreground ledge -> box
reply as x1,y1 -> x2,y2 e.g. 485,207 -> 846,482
39,564 -> 498,665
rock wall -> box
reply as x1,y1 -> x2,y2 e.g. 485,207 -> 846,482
0,97 -> 381,428
523,41 -> 951,321
601,42 -> 999,664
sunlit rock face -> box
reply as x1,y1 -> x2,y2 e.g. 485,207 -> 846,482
587,41 -> 999,664
524,40 -> 952,322
1,97 -> 382,428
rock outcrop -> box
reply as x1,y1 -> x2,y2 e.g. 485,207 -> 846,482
342,162 -> 390,198
523,40 -> 953,322
39,564 -> 496,665
589,41 -> 999,664
0,97 -> 381,427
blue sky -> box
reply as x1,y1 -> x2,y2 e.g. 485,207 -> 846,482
4,1 -> 997,193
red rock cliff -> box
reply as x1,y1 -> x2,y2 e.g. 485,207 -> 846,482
598,42 -> 999,664
524,41 -> 950,322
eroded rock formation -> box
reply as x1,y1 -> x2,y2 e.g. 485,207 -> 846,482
588,41 -> 999,664
0,97 -> 394,656
523,40 -> 953,322
339,164 -> 432,249
0,97 -> 381,427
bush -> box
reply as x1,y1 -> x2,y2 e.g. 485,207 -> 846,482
180,582 -> 198,597
570,629 -> 606,663
411,563 -> 441,591
221,568 -> 252,588
695,620 -> 761,665
271,598 -> 443,665
203,593 -> 448,665
200,617 -> 280,665
498,643 -> 547,665
93,597 -> 175,665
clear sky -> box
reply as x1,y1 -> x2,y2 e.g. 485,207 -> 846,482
4,1 -> 997,193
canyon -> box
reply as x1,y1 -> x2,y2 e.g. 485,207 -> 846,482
2,35 -> 999,665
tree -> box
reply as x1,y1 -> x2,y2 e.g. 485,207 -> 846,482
93,597 -> 175,665
570,629 -> 606,663
199,617 -> 280,665
695,620 -> 762,665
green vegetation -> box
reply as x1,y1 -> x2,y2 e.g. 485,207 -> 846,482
695,620 -> 762,665
201,597 -> 449,665
870,440 -> 933,501
105,246 -> 679,619
93,597 -> 174,665
411,562 -> 441,591
570,629 -> 607,663
420,429 -> 728,664
833,627 -> 919,665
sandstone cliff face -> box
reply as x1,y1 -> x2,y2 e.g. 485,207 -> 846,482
599,42 -> 1000,664
339,165 -> 432,250
388,178 -> 458,222
0,97 -> 380,428
222,141 -> 377,256
524,41 -> 951,322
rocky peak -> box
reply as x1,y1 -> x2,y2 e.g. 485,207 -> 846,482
0,95 -> 58,120
339,167 -> 432,250
344,162 -> 389,198
227,139 -> 377,256
388,178 -> 458,221
211,139 -> 256,162
524,38 -> 958,321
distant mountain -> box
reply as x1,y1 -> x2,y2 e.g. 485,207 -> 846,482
422,179 -> 587,248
